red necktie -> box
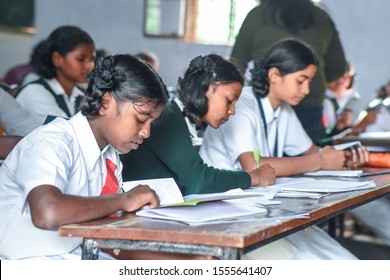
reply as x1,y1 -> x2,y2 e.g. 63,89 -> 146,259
100,158 -> 119,195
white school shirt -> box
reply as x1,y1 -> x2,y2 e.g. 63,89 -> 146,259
200,86 -> 312,170
364,106 -> 390,132
16,78 -> 84,124
0,89 -> 42,136
0,112 -> 122,259
323,88 -> 357,130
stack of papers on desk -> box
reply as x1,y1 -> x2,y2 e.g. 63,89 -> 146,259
122,178 -> 264,207
304,169 -> 363,177
123,178 -> 274,225
269,178 -> 375,193
259,177 -> 376,199
304,168 -> 390,178
136,200 -> 267,225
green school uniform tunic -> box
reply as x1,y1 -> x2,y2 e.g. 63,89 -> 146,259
121,101 -> 251,195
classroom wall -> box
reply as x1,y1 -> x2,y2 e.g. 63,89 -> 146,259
0,0 -> 389,112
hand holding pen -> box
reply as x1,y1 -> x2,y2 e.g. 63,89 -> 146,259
248,149 -> 275,186
253,149 -> 260,168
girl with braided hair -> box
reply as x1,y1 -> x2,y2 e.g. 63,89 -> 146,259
0,54 -> 209,260
201,39 -> 368,177
121,54 -> 275,196
200,39 -> 369,259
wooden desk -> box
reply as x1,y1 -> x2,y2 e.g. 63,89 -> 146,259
59,175 -> 390,260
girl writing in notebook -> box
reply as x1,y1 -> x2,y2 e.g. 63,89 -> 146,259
121,54 -> 275,195
201,39 -> 369,177
0,55 -> 211,260
200,39 -> 368,259
16,25 -> 96,125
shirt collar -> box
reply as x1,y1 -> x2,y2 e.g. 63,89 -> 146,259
173,97 -> 198,139
260,96 -> 281,125
45,78 -> 84,100
69,112 -> 105,171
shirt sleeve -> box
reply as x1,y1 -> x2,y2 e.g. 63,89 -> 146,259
217,99 -> 259,165
284,105 -> 313,156
12,130 -> 75,198
0,89 -> 42,136
16,83 -> 69,124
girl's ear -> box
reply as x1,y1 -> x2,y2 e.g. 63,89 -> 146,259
99,92 -> 111,115
268,67 -> 282,83
52,51 -> 63,68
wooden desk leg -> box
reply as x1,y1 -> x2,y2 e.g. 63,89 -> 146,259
82,239 -> 99,260
328,218 -> 336,238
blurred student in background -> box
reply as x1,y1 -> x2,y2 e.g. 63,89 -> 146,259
135,51 -> 160,71
0,88 -> 42,137
16,25 -> 95,125
322,64 -> 376,142
364,79 -> 390,132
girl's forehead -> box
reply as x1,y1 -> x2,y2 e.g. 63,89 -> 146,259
132,100 -> 160,114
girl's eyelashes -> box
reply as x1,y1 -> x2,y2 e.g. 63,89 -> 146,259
136,116 -> 148,124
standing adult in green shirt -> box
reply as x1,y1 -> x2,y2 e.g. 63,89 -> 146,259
230,0 -> 347,145
121,54 -> 275,195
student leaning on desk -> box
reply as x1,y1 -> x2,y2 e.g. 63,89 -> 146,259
200,39 -> 366,259
0,55 -> 215,260
121,54 -> 276,196
201,39 -> 369,178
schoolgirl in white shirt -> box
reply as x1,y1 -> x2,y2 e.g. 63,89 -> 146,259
0,88 -> 42,136
201,40 -> 368,177
201,39 -> 369,259
16,26 -> 95,125
0,55 -> 212,260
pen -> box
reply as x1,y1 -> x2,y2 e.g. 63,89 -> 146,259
253,149 -> 260,168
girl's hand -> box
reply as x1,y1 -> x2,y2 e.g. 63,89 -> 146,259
344,146 -> 370,169
318,145 -> 346,170
122,185 -> 160,212
336,110 -> 353,130
249,163 -> 276,187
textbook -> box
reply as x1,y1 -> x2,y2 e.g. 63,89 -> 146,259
122,178 -> 264,207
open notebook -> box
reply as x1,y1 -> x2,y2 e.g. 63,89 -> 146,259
122,178 -> 268,225
136,200 -> 267,225
122,178 -> 263,207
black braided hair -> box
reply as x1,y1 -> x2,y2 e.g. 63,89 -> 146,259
250,38 -> 319,99
178,54 -> 243,126
80,54 -> 168,116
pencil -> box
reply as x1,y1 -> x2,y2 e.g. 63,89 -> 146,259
253,149 -> 260,168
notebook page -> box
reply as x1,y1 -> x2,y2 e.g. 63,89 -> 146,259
122,178 -> 184,205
